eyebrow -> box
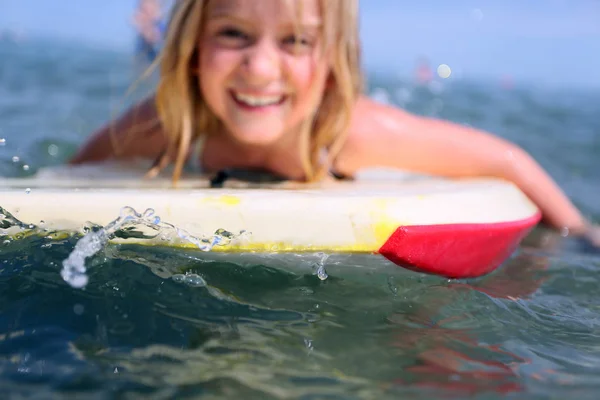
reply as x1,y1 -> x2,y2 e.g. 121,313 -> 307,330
207,5 -> 322,28
208,15 -> 323,31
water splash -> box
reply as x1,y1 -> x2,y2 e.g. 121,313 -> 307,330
313,252 -> 329,281
61,206 -> 246,289
172,273 -> 206,288
60,224 -> 110,289
171,272 -> 242,302
0,207 -> 29,231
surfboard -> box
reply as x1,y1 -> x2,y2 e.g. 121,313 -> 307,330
0,164 -> 541,278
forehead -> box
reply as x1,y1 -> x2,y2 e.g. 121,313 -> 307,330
206,0 -> 321,22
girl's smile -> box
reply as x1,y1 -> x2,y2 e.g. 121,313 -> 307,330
229,90 -> 287,110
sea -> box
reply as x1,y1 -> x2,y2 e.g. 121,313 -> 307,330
0,37 -> 599,399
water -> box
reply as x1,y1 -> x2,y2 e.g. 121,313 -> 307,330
59,206 -> 246,289
1,37 -> 600,399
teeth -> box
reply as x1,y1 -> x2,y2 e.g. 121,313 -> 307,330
233,92 -> 283,107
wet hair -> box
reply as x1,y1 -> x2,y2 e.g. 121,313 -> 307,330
150,0 -> 363,183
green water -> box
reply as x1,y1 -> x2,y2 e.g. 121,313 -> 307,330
1,38 -> 600,399
2,230 -> 599,398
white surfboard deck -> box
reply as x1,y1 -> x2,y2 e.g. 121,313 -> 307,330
0,164 -> 541,277
0,163 -> 536,246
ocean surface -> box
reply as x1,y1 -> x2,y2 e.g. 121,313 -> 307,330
1,37 -> 600,399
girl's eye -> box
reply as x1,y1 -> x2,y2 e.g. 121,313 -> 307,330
216,27 -> 249,42
220,28 -> 245,38
283,35 -> 314,53
284,35 -> 311,46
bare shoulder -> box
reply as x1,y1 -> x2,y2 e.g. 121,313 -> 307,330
347,96 -> 418,141
335,96 -> 420,174
335,95 -> 518,177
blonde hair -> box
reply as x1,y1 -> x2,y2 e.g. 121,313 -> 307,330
151,0 -> 363,183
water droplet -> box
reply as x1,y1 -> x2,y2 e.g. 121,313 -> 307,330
172,273 -> 206,287
0,138 -> 5,146
22,165 -> 29,171
12,156 -> 20,163
437,64 -> 452,79
114,367 -> 119,374
24,188 -> 31,194
143,208 -> 160,224
387,276 -> 398,295
298,287 -> 314,295
47,144 -> 59,157
188,275 -> 206,287
67,274 -> 88,289
73,304 -> 85,315
119,206 -> 139,219
316,265 -> 328,281
313,252 -> 329,280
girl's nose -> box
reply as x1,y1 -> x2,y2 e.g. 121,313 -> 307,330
242,39 -> 282,83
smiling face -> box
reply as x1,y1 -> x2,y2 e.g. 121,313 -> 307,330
197,0 -> 331,146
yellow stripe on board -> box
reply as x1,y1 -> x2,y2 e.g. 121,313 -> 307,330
111,237 -> 382,253
369,198 -> 405,245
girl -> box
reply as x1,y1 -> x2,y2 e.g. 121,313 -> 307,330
70,0 -> 599,245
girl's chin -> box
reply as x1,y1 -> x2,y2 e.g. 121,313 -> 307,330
230,131 -> 285,146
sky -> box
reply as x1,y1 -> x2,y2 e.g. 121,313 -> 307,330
1,0 -> 599,88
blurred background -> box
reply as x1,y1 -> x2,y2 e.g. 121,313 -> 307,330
2,0 -> 599,88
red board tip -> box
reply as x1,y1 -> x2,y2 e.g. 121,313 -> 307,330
378,212 -> 542,278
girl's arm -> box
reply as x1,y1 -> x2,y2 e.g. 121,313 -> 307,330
70,96 -> 167,164
339,96 -> 591,234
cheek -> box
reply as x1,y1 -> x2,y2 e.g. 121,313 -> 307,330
201,47 -> 228,72
285,57 -> 318,90
198,44 -> 238,92
285,56 -> 330,102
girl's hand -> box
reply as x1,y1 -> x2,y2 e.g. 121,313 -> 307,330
584,224 -> 600,247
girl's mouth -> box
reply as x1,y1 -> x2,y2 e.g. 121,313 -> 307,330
230,90 -> 286,109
